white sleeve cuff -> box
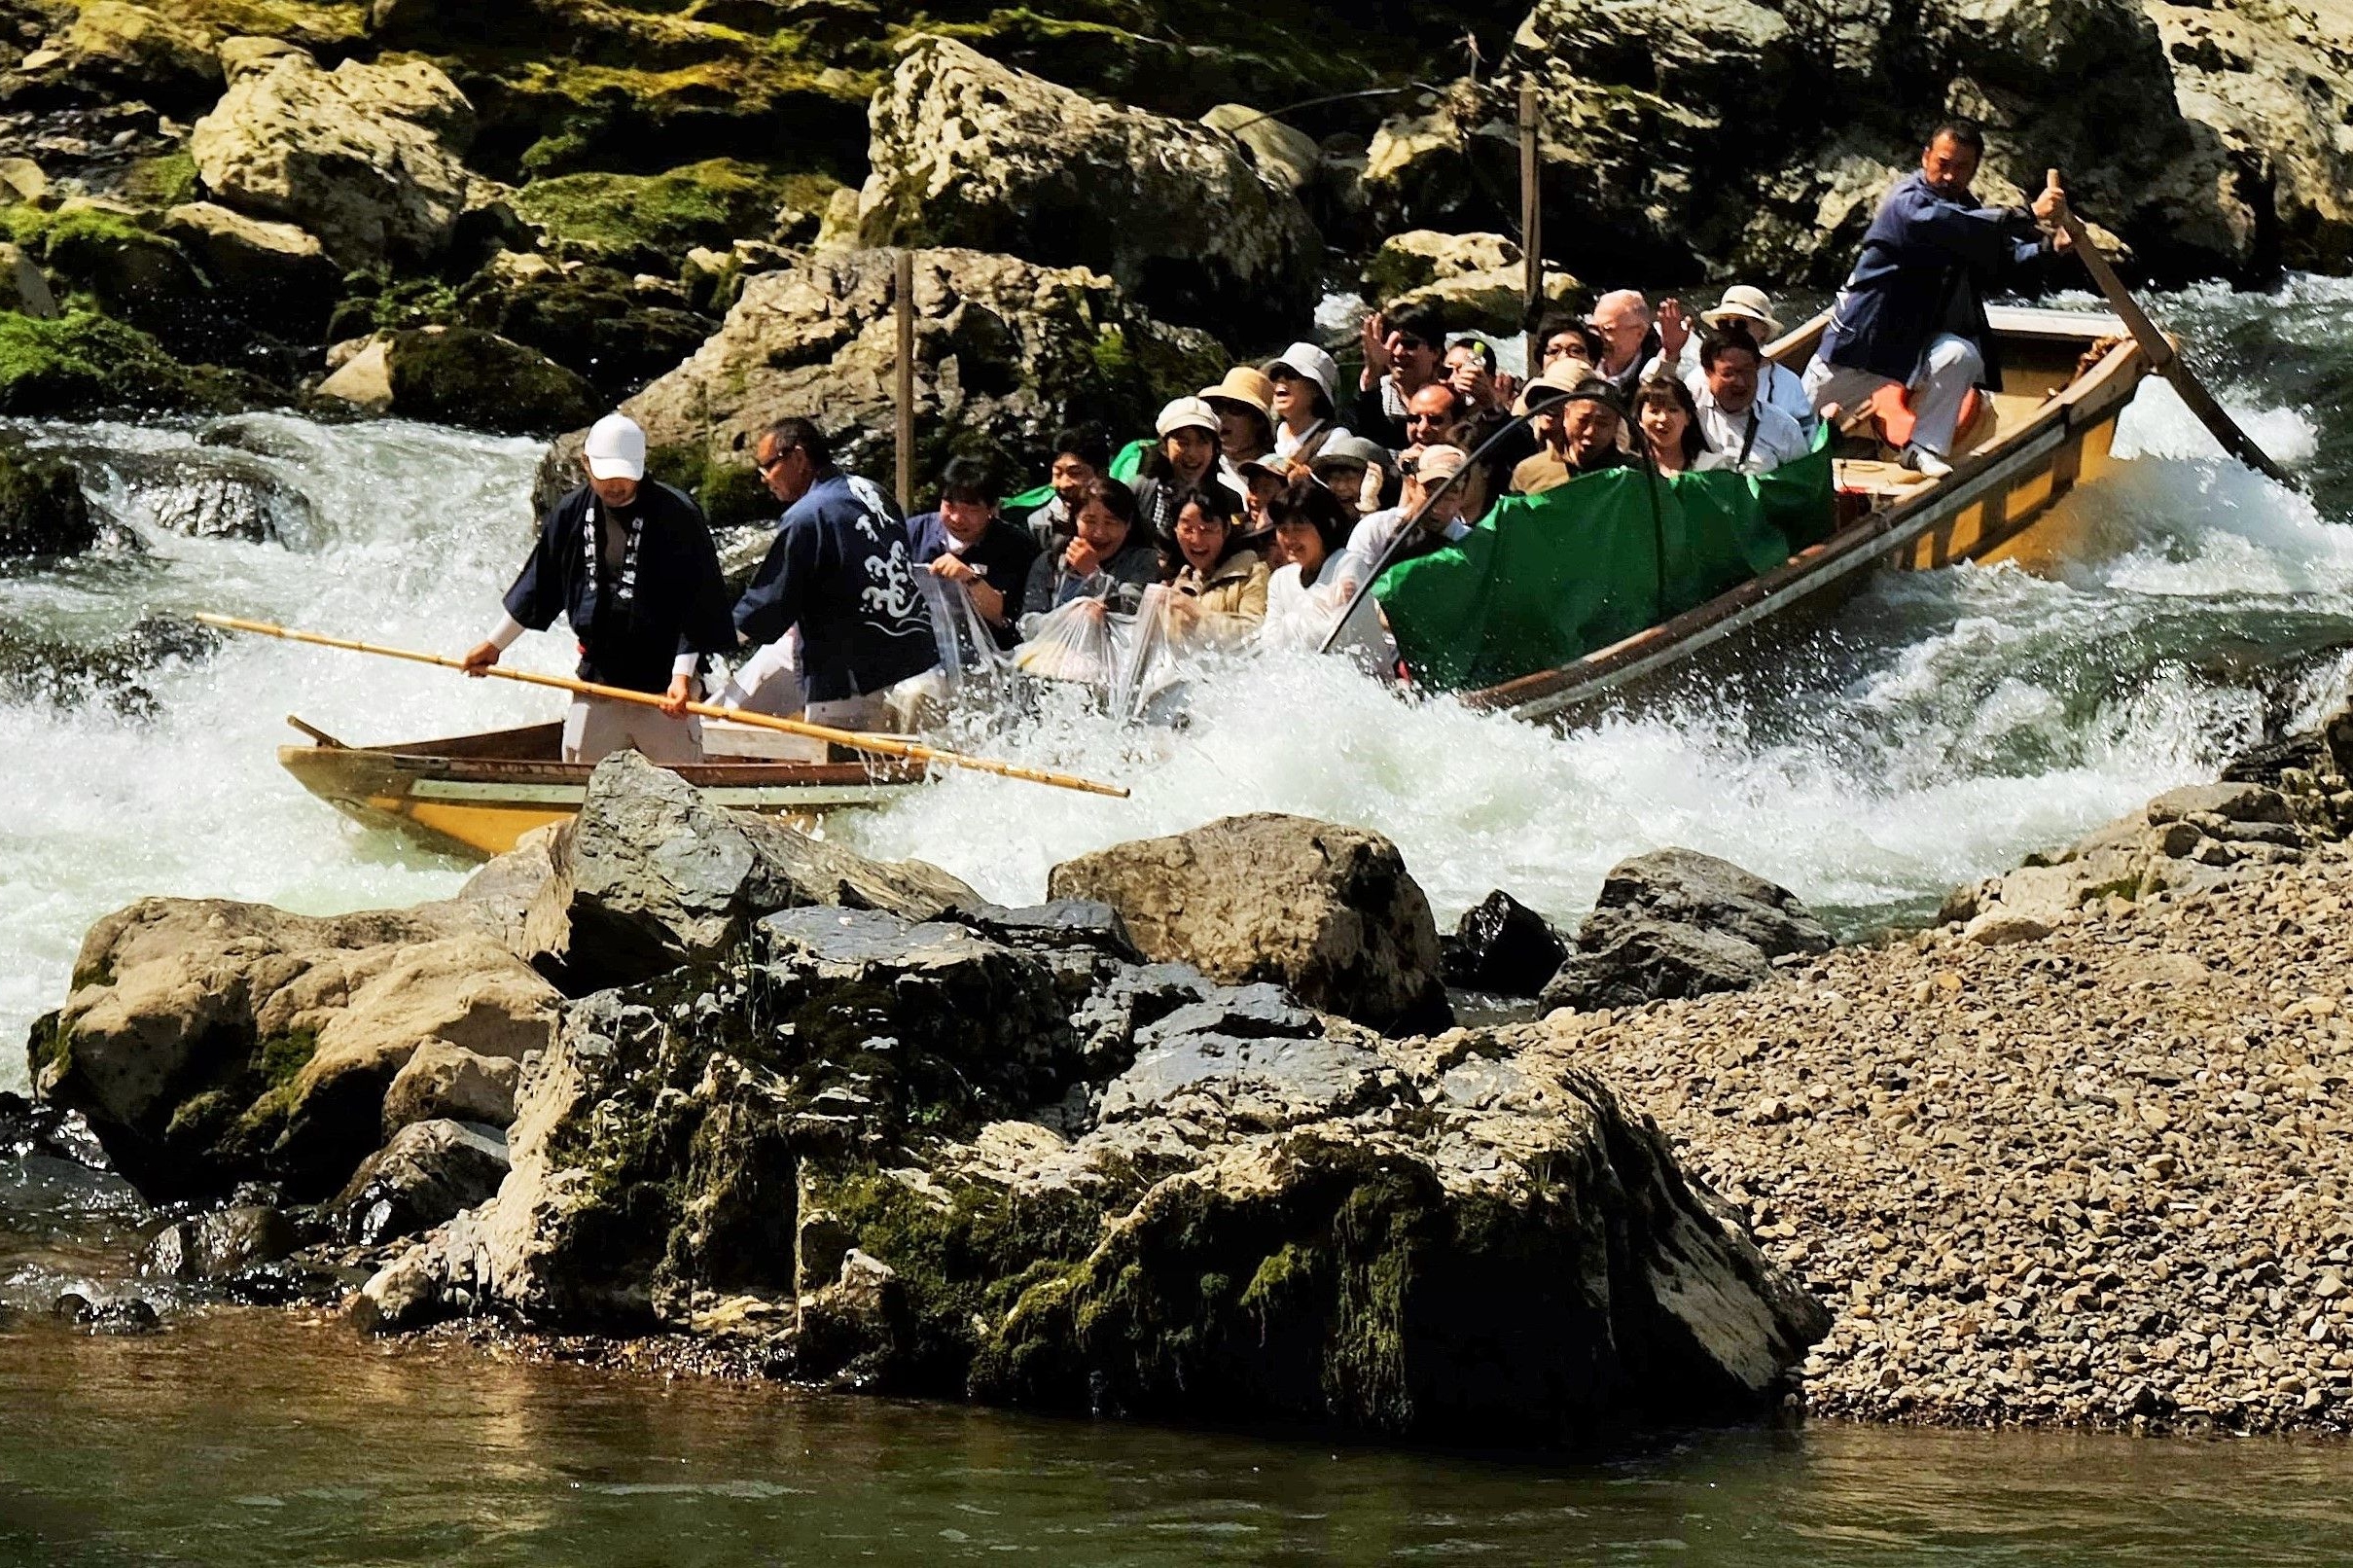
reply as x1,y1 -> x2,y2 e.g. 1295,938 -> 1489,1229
486,614 -> 526,651
672,653 -> 699,677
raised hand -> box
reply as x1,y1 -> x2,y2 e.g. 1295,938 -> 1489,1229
1657,297 -> 1691,360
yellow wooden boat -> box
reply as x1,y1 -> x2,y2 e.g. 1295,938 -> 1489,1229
1465,303 -> 2153,719
279,718 -> 925,861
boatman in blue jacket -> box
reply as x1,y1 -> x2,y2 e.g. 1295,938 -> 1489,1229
1802,119 -> 2071,477
463,411 -> 735,765
731,416 -> 938,731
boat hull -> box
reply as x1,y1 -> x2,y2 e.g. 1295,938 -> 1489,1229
1464,305 -> 2151,721
278,723 -> 922,861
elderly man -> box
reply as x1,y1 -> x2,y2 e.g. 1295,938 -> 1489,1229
731,416 -> 936,731
1586,289 -> 1658,399
463,412 -> 733,764
1802,119 -> 2069,476
1510,370 -> 1629,494
1401,381 -> 1470,455
1692,331 -> 1810,475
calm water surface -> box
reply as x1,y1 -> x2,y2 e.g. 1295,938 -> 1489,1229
0,1309 -> 2348,1566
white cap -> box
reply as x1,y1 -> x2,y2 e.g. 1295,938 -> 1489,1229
1155,396 -> 1219,438
1266,341 -> 1339,406
584,412 -> 647,481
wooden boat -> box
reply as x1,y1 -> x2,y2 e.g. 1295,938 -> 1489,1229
1464,303 -> 2153,720
278,718 -> 926,861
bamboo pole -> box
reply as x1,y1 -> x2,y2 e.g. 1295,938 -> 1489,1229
2050,175 -> 2288,485
894,248 -> 917,514
196,614 -> 1131,799
1518,80 -> 1543,375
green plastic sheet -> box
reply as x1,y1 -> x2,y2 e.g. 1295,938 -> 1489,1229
1000,438 -> 1153,521
1373,432 -> 1836,692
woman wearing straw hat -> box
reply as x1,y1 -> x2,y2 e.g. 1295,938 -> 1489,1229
1201,365 -> 1279,473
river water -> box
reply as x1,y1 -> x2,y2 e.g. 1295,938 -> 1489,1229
6,283 -> 2353,1554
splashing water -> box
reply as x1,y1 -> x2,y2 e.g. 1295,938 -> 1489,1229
7,283 -> 2353,1092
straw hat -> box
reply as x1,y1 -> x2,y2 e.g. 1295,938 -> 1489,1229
1264,341 -> 1339,406
1155,395 -> 1219,438
1701,284 -> 1783,340
1199,365 -> 1276,423
1512,360 -> 1586,416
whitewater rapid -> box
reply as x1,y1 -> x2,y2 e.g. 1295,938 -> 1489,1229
6,287 -> 2351,1093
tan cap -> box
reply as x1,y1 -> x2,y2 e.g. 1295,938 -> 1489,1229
1199,365 -> 1276,423
1406,444 -> 1471,484
1512,361 -> 1587,416
1155,396 -> 1219,438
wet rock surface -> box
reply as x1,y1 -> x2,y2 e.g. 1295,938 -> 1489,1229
1541,848 -> 1832,1013
328,1119 -> 508,1247
1047,812 -> 1449,1033
1443,889 -> 1569,996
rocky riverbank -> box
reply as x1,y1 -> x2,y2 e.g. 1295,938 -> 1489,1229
14,701 -> 2353,1441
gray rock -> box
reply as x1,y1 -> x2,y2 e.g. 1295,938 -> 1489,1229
1587,848 -> 1833,959
2148,781 -> 2293,826
329,1118 -> 509,1246
1098,1030 -> 1404,1132
855,35 -> 1321,336
963,900 -> 1141,961
521,751 -> 980,991
78,445 -> 317,545
1541,918 -> 1776,1013
1047,813 -> 1449,1033
140,1204 -> 298,1280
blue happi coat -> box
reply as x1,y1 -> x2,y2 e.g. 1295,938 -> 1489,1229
1819,169 -> 2053,386
734,471 -> 938,702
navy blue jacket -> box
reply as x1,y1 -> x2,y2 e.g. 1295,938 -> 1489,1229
502,481 -> 734,695
734,471 -> 938,702
1819,170 -> 2052,385
906,511 -> 1041,647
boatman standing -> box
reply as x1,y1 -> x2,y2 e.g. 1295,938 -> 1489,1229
731,416 -> 938,731
462,411 -> 734,764
1802,119 -> 2070,476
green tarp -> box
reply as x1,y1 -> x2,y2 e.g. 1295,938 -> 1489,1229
1373,432 -> 1837,691
1001,438 -> 1153,521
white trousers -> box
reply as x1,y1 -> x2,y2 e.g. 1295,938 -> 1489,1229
1802,333 -> 1985,457
561,696 -> 702,765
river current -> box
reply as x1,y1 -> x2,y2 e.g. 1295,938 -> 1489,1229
7,282 -> 2353,1556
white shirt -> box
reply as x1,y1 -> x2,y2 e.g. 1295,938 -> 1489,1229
1644,343 -> 1817,433
1347,506 -> 1470,568
1688,382 -> 1810,475
1273,418 -> 1351,461
1262,552 -> 1395,667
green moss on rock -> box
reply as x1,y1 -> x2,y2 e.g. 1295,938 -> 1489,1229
512,159 -> 831,274
0,309 -> 249,415
381,325 -> 601,436
644,439 -> 771,529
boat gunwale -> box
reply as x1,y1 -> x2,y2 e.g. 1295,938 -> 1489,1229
1462,308 -> 2150,719
276,740 -> 931,790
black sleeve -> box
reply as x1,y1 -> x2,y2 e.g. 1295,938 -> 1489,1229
667,495 -> 737,662
500,494 -> 572,630
1021,549 -> 1058,618
1350,380 -> 1406,449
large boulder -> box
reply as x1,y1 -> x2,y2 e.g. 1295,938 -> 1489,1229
190,46 -> 500,270
313,326 -> 598,436
559,246 -> 1221,526
2150,0 -> 2353,270
18,2 -> 224,115
1360,229 -> 1583,337
455,252 -> 717,402
853,35 -> 1322,337
1541,848 -> 1832,1014
31,898 -> 560,1199
61,443 -> 317,545
1480,0 -> 2260,282
361,930 -> 1829,1443
520,751 -> 981,992
1046,813 -> 1448,1032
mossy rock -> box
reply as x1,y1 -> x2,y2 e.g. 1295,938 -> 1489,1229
459,262 -> 717,401
0,308 -> 252,416
511,159 -> 834,275
376,325 -> 602,436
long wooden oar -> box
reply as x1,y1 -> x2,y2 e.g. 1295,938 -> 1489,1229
194,613 -> 1130,799
2051,172 -> 2290,485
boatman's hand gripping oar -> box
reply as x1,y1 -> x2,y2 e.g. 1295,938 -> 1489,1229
2048,167 -> 2292,487
193,614 -> 1131,800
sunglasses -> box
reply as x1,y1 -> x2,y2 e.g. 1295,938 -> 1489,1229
1394,335 -> 1428,352
756,446 -> 801,476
